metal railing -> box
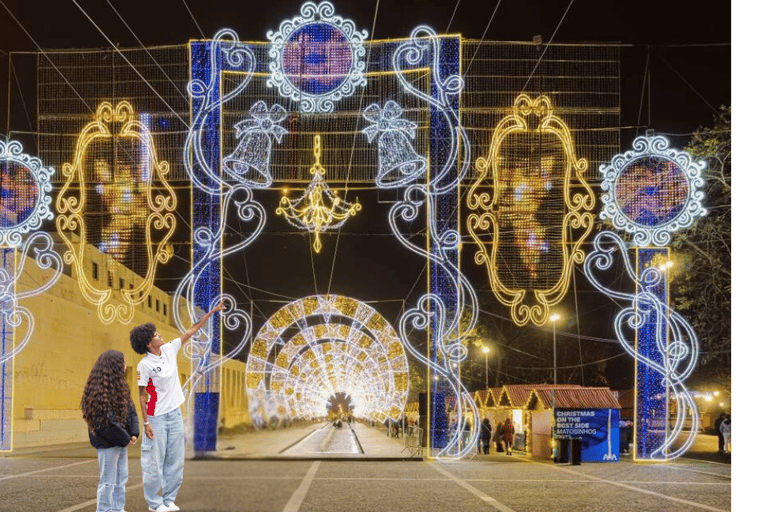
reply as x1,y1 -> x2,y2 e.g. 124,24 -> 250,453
401,426 -> 423,456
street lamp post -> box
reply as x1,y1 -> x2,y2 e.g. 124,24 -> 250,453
549,313 -> 560,461
550,313 -> 560,385
482,346 -> 490,389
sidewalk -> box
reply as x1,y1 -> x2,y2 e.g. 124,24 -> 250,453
3,426 -> 724,464
213,421 -> 421,460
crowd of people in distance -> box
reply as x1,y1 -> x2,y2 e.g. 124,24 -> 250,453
477,417 -> 516,455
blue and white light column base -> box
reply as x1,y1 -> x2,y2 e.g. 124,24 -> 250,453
594,133 -> 706,461
634,247 -> 670,459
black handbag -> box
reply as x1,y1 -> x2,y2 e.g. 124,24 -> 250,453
96,409 -> 132,447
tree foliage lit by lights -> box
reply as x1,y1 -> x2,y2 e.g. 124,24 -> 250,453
672,106 -> 731,385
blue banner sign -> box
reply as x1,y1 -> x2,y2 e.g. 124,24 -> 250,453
554,408 -> 620,462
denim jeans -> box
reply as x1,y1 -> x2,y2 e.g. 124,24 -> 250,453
141,407 -> 184,509
97,445 -> 129,512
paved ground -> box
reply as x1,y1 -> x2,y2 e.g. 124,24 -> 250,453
1,425 -> 733,512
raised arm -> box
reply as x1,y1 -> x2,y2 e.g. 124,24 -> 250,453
179,302 -> 226,346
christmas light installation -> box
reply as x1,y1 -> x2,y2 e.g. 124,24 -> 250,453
276,134 -> 362,253
363,100 -> 428,188
1,140 -> 63,450
595,133 -> 706,460
467,94 -> 595,326
583,230 -> 700,460
386,26 -> 481,458
599,134 -> 706,247
0,140 -> 55,247
245,295 -> 408,427
183,29 -> 275,451
267,1 -> 368,113
223,101 -> 288,187
55,101 -> 177,324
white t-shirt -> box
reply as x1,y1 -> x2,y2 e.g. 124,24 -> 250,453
137,338 -> 185,417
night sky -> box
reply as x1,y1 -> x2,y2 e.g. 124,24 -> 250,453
0,0 -> 734,390
1,0 -> 730,135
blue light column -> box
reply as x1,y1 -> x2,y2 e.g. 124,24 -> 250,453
428,35 -> 460,453
0,249 -> 13,451
634,247 -> 669,460
190,40 -> 222,452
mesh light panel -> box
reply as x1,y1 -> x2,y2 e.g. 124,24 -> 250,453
37,47 -> 188,324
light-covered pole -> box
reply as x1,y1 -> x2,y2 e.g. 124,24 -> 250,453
482,345 -> 490,389
550,313 -> 560,384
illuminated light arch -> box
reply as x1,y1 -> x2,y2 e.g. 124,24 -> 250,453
467,94 -> 595,326
266,1 -> 368,113
55,101 -> 177,324
599,134 -> 706,247
276,134 -> 362,253
188,24 -> 480,459
584,230 -> 700,460
245,295 -> 408,426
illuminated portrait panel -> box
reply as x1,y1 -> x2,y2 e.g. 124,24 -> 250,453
282,23 -> 353,95
600,135 -> 706,246
267,1 -> 368,113
614,157 -> 690,228
0,140 -> 54,247
494,132 -> 566,291
56,101 -> 177,324
82,135 -> 151,267
467,94 -> 595,326
0,162 -> 39,229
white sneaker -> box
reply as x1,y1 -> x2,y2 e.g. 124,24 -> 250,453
166,504 -> 180,512
149,505 -> 172,512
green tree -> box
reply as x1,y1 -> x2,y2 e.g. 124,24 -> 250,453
671,106 -> 731,388
407,363 -> 426,403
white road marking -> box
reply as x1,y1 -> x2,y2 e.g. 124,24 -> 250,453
429,462 -> 518,512
282,460 -> 321,512
660,463 -> 732,480
0,459 -> 94,481
514,455 -> 729,512
55,482 -> 143,512
9,473 -> 730,486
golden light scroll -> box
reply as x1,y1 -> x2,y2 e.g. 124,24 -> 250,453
467,94 -> 595,325
56,101 -> 177,324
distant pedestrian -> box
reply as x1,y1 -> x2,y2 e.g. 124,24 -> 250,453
481,418 -> 492,454
81,350 -> 140,512
493,421 -> 504,452
502,418 -> 515,455
477,422 -> 483,454
719,415 -> 731,454
714,412 -> 726,454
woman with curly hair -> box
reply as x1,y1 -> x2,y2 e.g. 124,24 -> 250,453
81,350 -> 139,512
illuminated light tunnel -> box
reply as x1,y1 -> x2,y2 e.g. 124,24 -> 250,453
245,295 -> 408,427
